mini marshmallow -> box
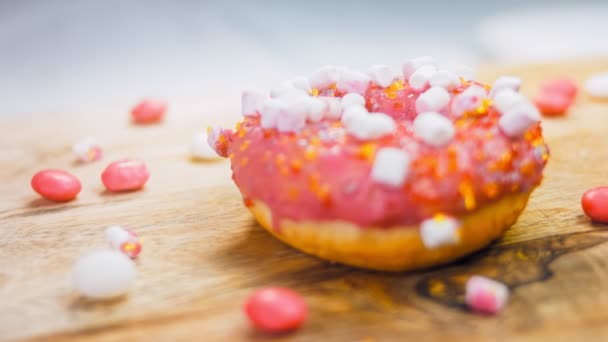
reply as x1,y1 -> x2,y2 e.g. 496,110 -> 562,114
368,64 -> 399,87
492,88 -> 526,114
308,65 -> 342,89
206,125 -> 223,155
290,76 -> 311,92
413,112 -> 455,147
321,96 -> 342,120
305,97 -> 327,122
429,70 -> 461,90
270,81 -> 295,98
408,65 -> 437,91
402,56 -> 437,79
241,90 -> 265,117
420,215 -> 460,249
72,136 -> 102,163
585,72 -> 608,98
450,85 -> 488,117
490,76 -> 521,97
104,225 -> 142,259
498,102 -> 540,138
345,112 -> 396,140
465,276 -> 509,315
336,68 -> 371,94
415,86 -> 451,113
454,65 -> 475,81
341,105 -> 368,126
340,93 -> 366,111
371,147 -> 411,187
191,132 -> 221,160
260,98 -> 284,129
72,250 -> 137,299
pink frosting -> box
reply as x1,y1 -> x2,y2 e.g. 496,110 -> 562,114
216,81 -> 548,229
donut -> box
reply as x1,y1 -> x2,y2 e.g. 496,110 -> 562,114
209,57 -> 549,271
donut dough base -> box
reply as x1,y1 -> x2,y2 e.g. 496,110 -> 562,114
247,190 -> 532,271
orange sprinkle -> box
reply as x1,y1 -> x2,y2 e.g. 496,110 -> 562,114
238,128 -> 246,138
317,184 -> 332,206
304,147 -> 317,161
287,187 -> 299,200
218,134 -> 226,143
310,137 -> 321,147
329,83 -> 337,90
489,151 -> 513,171
384,79 -> 404,99
275,154 -> 286,165
206,126 -> 212,134
235,121 -> 242,131
243,197 -> 253,207
122,242 -> 138,252
240,157 -> 248,166
290,160 -> 302,173
263,130 -> 273,138
483,182 -> 499,199
511,183 -> 520,192
239,140 -> 251,151
357,143 -> 376,161
229,153 -> 235,160
459,180 -> 477,210
433,213 -> 446,222
310,88 -> 320,96
520,161 -> 535,176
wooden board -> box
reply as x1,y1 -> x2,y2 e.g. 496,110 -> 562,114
2,59 -> 608,341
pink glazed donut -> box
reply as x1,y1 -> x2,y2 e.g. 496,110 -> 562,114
210,57 -> 548,271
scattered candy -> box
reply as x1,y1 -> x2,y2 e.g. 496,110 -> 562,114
429,70 -> 460,90
408,65 -> 437,91
585,72 -> 608,98
72,136 -> 103,163
451,85 -> 488,117
371,147 -> 411,187
498,102 -> 540,138
465,276 -> 509,315
581,186 -> 608,223
344,111 -> 396,140
105,225 -> 142,259
420,214 -> 460,249
413,112 -> 455,147
534,92 -> 572,117
101,158 -> 150,192
492,88 -> 524,114
415,86 -> 451,113
490,76 -> 521,97
130,99 -> 167,124
72,250 -> 136,299
31,169 -> 82,202
191,132 -> 221,160
368,64 -> 399,87
244,287 -> 308,333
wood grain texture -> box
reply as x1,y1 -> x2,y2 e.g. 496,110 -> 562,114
2,59 -> 608,341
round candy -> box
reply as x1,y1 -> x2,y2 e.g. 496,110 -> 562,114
101,158 -> 150,192
585,72 -> 608,98
581,186 -> 608,223
72,250 -> 137,299
540,77 -> 578,100
534,93 -> 572,117
31,169 -> 82,202
244,287 -> 308,333
131,99 -> 167,124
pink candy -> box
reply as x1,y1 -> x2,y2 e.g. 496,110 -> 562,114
31,169 -> 82,202
130,99 -> 167,124
244,287 -> 308,333
465,276 -> 509,315
101,158 -> 150,192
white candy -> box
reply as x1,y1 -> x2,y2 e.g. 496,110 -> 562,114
415,86 -> 451,113
413,112 -> 455,147
420,215 -> 460,249
241,91 -> 265,117
429,70 -> 461,90
585,72 -> 608,98
72,136 -> 101,162
465,276 -> 509,314
341,105 -> 368,126
105,225 -> 131,250
408,65 -> 437,91
492,88 -> 525,114
498,102 -> 540,138
72,250 -> 136,299
305,97 -> 327,122
260,98 -> 284,129
290,76 -> 311,92
206,125 -> 223,155
320,96 -> 342,120
451,85 -> 488,117
336,68 -> 371,94
371,147 -> 411,187
490,76 -> 521,97
402,56 -> 437,79
340,93 -> 366,111
368,64 -> 399,87
191,132 -> 220,159
308,65 -> 342,89
345,112 -> 396,140
270,81 -> 295,98
454,65 -> 475,81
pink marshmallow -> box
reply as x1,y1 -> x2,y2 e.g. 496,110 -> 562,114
465,276 -> 509,315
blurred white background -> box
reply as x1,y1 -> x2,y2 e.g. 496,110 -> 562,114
0,0 -> 607,117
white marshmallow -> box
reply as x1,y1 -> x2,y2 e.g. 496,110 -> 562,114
321,96 -> 342,119
308,65 -> 342,89
402,56 -> 437,79
260,98 -> 284,129
72,136 -> 101,162
191,132 -> 221,159
408,65 -> 437,91
413,112 -> 455,147
72,250 -> 136,299
241,91 -> 265,117
415,86 -> 451,113
336,68 -> 371,94
451,85 -> 488,117
498,102 -> 540,138
371,147 -> 411,187
105,225 -> 130,250
206,125 -> 223,155
345,112 -> 396,140
368,64 -> 399,87
585,72 -> 608,98
340,93 -> 366,111
490,76 -> 521,97
429,70 -> 461,90
305,97 -> 327,122
492,88 -> 526,114
454,65 -> 475,81
420,215 -> 460,249
341,105 -> 368,126
270,81 -> 295,98
290,76 -> 311,92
